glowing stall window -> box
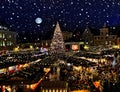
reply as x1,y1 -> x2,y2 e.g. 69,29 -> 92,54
49,89 -> 51,92
42,90 -> 44,92
10,42 -> 12,45
46,89 -> 48,92
60,90 -> 62,92
8,35 -> 12,38
63,89 -> 66,92
0,41 -> 2,46
53,89 -> 55,92
72,45 -> 78,51
56,89 -> 58,92
0,33 -> 2,38
7,41 -> 10,46
3,41 -> 5,46
3,34 -> 5,38
46,41 -> 48,46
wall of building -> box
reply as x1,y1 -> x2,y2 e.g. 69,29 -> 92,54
94,27 -> 117,46
82,27 -> 94,45
94,35 -> 117,46
0,28 -> 16,50
41,89 -> 67,92
117,37 -> 120,48
62,31 -> 72,41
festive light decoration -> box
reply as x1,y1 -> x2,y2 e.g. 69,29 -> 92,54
49,22 -> 65,55
93,81 -> 100,88
72,45 -> 79,51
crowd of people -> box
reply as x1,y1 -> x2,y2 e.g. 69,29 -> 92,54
58,49 -> 120,92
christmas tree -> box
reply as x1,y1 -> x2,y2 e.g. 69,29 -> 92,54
49,22 -> 65,55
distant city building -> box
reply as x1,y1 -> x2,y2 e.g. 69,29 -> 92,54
40,31 -> 72,48
0,25 -> 16,50
94,24 -> 117,46
62,31 -> 72,41
82,27 -> 94,45
109,26 -> 120,36
65,42 -> 84,51
41,81 -> 68,92
16,31 -> 73,50
117,37 -> 120,48
41,40 -> 51,47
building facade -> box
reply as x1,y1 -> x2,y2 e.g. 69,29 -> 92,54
62,31 -> 72,41
82,27 -> 94,45
0,26 -> 16,50
117,37 -> 120,48
94,25 -> 117,46
41,81 -> 68,92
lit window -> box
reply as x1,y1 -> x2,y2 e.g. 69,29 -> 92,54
8,35 -> 12,38
53,89 -> 55,92
3,41 -> 5,46
63,89 -> 66,92
49,89 -> 51,92
56,89 -> 58,92
105,41 -> 108,45
46,42 -> 48,46
7,41 -> 9,46
46,89 -> 48,92
3,34 -> 5,38
0,33 -> 2,38
72,45 -> 78,51
10,42 -> 12,46
0,41 -> 2,46
113,27 -> 116,29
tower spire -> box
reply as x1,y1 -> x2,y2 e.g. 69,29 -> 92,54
103,22 -> 107,27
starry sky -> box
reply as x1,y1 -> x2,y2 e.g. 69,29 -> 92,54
0,0 -> 120,42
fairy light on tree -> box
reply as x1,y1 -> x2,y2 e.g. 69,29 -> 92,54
49,22 -> 65,55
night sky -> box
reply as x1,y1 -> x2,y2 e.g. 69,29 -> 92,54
0,0 -> 120,42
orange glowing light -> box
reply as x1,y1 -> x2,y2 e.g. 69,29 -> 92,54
93,81 -> 100,88
72,90 -> 89,92
72,45 -> 78,51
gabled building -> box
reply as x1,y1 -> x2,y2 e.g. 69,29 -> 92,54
62,31 -> 72,41
82,27 -> 94,45
94,24 -> 117,46
0,25 -> 16,50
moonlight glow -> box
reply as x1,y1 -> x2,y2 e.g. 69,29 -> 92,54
0,0 -> 120,42
35,18 -> 42,24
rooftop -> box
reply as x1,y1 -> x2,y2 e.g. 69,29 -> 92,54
41,81 -> 67,88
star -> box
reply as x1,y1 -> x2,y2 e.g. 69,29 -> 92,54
1,6 -> 5,9
0,0 -> 119,43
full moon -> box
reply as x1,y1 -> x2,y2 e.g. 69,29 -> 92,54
35,17 -> 42,24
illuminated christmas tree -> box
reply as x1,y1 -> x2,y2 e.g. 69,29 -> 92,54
49,22 -> 65,55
